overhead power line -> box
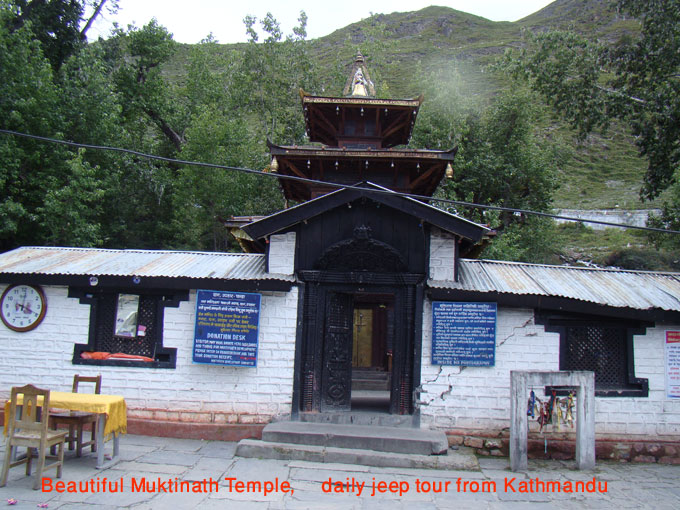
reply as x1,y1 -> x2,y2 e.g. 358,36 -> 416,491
1,128 -> 679,236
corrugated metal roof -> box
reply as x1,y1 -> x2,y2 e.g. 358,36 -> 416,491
0,247 -> 294,282
429,259 -> 680,312
4,249 -> 679,312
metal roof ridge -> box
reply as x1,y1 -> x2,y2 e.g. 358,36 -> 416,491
11,246 -> 262,257
460,258 -> 680,276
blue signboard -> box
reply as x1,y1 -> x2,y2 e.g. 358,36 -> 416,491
431,302 -> 497,366
193,290 -> 261,367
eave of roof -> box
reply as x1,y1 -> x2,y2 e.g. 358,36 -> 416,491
429,258 -> 680,316
268,143 -> 456,161
300,92 -> 423,109
0,247 -> 294,291
242,182 -> 489,242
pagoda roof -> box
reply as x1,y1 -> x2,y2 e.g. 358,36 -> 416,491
268,141 -> 456,202
299,90 -> 423,148
300,90 -> 423,108
268,142 -> 455,161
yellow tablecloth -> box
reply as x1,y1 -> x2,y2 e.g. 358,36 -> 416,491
4,391 -> 127,438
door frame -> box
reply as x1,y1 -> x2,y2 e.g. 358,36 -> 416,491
293,271 -> 424,416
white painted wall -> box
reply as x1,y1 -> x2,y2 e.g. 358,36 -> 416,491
0,285 -> 298,425
429,228 -> 456,281
3,283 -> 677,439
268,232 -> 296,275
419,298 -> 680,439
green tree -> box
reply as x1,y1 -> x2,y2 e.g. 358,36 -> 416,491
502,0 -> 680,210
239,11 -> 320,144
171,37 -> 282,251
3,0 -> 116,69
172,107 -> 281,251
110,19 -> 184,151
0,7 -> 64,248
0,8 -> 309,253
410,65 -> 473,150
413,81 -> 563,262
38,149 -> 105,245
0,8 -> 178,250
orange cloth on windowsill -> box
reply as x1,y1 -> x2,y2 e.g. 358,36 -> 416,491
81,351 -> 154,362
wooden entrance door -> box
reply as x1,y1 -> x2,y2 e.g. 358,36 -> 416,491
320,292 -> 353,411
296,272 -> 423,417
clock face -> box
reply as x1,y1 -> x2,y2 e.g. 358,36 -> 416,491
1,285 -> 47,332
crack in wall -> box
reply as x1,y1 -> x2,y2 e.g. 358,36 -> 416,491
418,315 -> 536,408
498,317 -> 535,349
416,365 -> 465,407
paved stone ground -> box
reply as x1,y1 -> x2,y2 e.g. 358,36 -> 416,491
1,435 -> 679,509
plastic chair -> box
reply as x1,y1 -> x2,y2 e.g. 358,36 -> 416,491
1,384 -> 67,490
49,374 -> 102,457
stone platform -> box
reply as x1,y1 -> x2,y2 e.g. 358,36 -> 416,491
235,420 -> 479,470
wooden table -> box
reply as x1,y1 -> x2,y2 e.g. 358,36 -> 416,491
4,391 -> 127,469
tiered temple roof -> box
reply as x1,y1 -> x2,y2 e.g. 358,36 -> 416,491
268,54 -> 454,203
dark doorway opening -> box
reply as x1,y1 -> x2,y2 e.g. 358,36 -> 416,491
351,294 -> 394,412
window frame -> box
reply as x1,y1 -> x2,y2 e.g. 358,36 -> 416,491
537,313 -> 649,397
70,287 -> 189,369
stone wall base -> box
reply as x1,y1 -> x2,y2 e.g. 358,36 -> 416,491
446,431 -> 680,464
1,409 -> 267,443
127,418 -> 265,442
3,408 -> 677,461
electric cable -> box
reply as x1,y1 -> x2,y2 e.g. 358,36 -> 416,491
1,128 -> 678,235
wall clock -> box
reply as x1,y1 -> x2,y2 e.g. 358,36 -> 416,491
0,284 -> 47,332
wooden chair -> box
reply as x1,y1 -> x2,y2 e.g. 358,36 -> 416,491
1,384 -> 67,490
50,374 -> 101,457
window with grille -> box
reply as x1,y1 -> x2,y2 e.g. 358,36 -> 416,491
538,314 -> 649,397
70,288 -> 188,368
95,294 -> 157,357
562,326 -> 629,390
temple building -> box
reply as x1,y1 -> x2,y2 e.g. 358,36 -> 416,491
240,54 -> 490,416
1,56 -> 679,463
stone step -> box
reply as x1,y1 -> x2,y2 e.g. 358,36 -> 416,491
351,379 -> 390,390
298,411 -> 417,428
352,369 -> 390,380
351,369 -> 390,390
235,439 -> 479,470
261,421 -> 448,455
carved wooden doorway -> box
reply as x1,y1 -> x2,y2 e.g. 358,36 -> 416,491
297,274 -> 422,416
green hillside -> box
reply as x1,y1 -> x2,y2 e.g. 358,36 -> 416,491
3,0 -> 675,268
306,1 -> 675,269
304,2 -> 656,211
162,1 -> 678,268
166,1 -> 656,211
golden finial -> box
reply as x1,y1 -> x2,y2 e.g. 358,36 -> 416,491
270,157 -> 279,173
445,162 -> 453,179
343,54 -> 376,97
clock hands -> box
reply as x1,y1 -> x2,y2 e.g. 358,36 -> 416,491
14,301 -> 36,315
